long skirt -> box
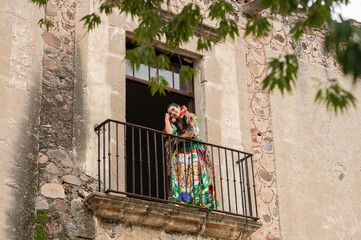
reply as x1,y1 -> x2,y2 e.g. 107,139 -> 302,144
169,143 -> 217,209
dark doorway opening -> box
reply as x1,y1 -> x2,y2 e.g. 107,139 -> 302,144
126,79 -> 194,199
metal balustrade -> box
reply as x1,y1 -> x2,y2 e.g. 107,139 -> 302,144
94,119 -> 259,220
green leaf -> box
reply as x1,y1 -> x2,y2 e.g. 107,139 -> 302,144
149,76 -> 170,96
180,65 -> 196,83
325,20 -> 361,82
38,18 -> 54,32
262,54 -> 299,94
99,3 -> 114,15
162,3 -> 203,50
80,13 -> 101,31
208,0 -> 234,21
245,16 -> 271,38
126,44 -> 156,70
28,0 -> 48,7
314,83 -> 356,114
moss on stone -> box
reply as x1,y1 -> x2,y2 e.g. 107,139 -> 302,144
35,210 -> 48,240
36,225 -> 46,240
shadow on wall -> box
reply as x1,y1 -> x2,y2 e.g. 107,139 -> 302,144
6,76 -> 41,239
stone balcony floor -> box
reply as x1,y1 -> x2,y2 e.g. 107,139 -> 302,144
84,192 -> 261,240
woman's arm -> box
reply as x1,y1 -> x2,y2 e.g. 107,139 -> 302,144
180,130 -> 195,139
164,113 -> 173,134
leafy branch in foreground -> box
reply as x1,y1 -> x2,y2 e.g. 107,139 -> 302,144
30,0 -> 360,112
262,55 -> 299,94
38,18 -> 53,32
314,81 -> 357,114
325,20 -> 361,82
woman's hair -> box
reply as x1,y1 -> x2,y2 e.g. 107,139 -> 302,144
166,103 -> 187,135
166,103 -> 180,112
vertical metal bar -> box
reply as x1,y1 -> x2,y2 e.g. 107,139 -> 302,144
175,139 -> 180,202
123,125 -> 127,192
190,140 -> 195,204
244,154 -> 253,217
97,128 -> 101,192
108,122 -> 111,190
139,129 -> 143,195
231,151 -> 238,214
103,125 -> 106,191
197,142 -> 203,206
116,123 -> 119,191
161,135 -> 166,199
183,140 -> 188,203
224,149 -> 231,212
251,155 -> 258,218
218,147 -> 224,211
238,152 -> 246,215
154,132 -> 159,199
168,135 -> 172,201
210,145 -> 217,209
241,153 -> 247,216
146,130 -> 151,196
131,127 -> 135,193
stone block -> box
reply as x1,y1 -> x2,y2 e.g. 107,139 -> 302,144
35,196 -> 49,210
38,152 -> 49,164
45,162 -> 60,174
41,183 -> 65,199
60,158 -> 74,168
55,200 -> 68,211
42,57 -> 58,71
42,32 -> 62,49
63,175 -> 82,186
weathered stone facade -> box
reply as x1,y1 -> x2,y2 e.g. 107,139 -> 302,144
1,0 -> 361,240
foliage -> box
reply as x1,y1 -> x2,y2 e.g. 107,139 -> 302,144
29,0 -> 360,113
35,210 -> 48,240
262,55 -> 298,94
314,78 -> 356,114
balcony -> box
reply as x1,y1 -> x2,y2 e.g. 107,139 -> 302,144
84,119 -> 261,239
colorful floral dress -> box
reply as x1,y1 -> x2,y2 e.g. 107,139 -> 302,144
165,106 -> 217,209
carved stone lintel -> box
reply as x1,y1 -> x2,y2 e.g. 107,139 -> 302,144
84,192 -> 262,240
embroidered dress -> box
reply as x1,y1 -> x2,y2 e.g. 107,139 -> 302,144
166,106 -> 217,209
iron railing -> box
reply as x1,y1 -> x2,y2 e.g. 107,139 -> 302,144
94,119 -> 259,220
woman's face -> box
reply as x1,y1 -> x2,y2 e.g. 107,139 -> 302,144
167,105 -> 181,119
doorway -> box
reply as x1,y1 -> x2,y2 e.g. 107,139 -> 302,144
125,79 -> 194,199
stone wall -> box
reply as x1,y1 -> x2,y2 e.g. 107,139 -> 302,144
0,0 -> 43,238
266,22 -> 361,239
94,220 -> 226,240
35,0 -> 97,239
1,0 -> 361,239
238,12 -> 361,239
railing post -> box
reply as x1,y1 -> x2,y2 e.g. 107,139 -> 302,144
97,128 -> 101,192
224,149 -> 231,212
218,147 -> 224,211
108,122 -> 111,190
146,130 -> 151,197
210,145 -> 217,209
244,155 -> 253,217
251,155 -> 258,218
231,151 -> 238,214
103,125 -> 106,191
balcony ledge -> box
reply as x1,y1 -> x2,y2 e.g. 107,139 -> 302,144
84,192 -> 262,240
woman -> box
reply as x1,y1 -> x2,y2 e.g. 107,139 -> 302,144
164,103 -> 216,209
